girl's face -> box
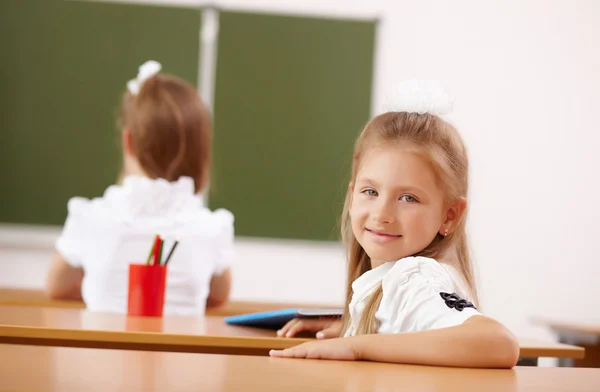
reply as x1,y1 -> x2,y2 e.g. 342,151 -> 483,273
349,144 -> 449,267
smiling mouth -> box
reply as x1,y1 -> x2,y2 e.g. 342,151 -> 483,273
366,228 -> 402,238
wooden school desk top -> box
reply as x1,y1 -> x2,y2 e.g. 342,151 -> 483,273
0,305 -> 302,355
1,345 -> 599,392
0,305 -> 584,359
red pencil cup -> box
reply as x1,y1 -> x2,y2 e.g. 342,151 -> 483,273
127,264 -> 167,317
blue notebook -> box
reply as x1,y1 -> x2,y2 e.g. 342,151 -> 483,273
224,308 -> 343,330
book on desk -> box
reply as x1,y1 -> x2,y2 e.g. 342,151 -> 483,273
224,308 -> 343,329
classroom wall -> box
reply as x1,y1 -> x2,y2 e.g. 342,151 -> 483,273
2,0 -> 600,352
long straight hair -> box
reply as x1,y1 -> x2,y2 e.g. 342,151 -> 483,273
340,112 -> 477,336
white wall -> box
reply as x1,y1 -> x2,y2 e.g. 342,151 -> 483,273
373,0 -> 600,336
3,1 -> 600,356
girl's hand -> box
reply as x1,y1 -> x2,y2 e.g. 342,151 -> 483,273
276,318 -> 343,339
269,337 -> 359,361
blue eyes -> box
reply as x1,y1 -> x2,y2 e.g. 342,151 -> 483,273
399,195 -> 417,203
360,189 -> 418,203
363,189 -> 378,197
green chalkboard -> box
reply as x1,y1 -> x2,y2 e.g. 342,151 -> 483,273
0,3 -> 375,242
210,11 -> 375,240
0,0 -> 200,225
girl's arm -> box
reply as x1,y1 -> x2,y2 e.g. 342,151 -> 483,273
271,315 -> 519,369
45,252 -> 84,301
353,316 -> 519,368
206,267 -> 232,308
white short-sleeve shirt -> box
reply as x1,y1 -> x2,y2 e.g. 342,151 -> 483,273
55,175 -> 234,316
344,256 -> 480,337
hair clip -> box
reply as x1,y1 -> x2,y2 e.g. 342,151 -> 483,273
381,79 -> 454,116
127,60 -> 162,95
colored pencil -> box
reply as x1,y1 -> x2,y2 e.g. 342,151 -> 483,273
146,234 -> 159,265
152,235 -> 162,265
163,241 -> 179,265
158,238 -> 164,265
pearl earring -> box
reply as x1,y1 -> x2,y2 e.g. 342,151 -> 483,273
444,229 -> 449,237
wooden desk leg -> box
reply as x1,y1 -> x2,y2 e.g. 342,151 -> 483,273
516,357 -> 538,367
558,357 -> 575,367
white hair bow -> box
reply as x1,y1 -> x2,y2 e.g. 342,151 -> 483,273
127,60 -> 162,95
381,80 -> 454,116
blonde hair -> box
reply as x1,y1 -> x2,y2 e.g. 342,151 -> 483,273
340,112 -> 477,336
118,74 -> 212,193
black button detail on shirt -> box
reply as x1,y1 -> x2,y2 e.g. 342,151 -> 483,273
439,292 -> 476,311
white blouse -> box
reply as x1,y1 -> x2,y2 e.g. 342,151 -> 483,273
344,256 -> 480,337
56,175 -> 234,316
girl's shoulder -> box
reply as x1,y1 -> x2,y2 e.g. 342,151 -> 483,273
382,256 -> 474,305
377,256 -> 480,334
385,256 -> 454,286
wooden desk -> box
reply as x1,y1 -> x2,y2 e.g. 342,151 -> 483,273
517,338 -> 584,361
535,318 -> 600,367
2,345 -> 599,392
0,306 -> 584,361
0,287 -> 336,316
0,305 -> 305,355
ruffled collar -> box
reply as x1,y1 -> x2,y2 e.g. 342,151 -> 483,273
100,175 -> 203,222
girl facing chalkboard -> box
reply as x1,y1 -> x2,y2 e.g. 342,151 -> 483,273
45,61 -> 234,316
